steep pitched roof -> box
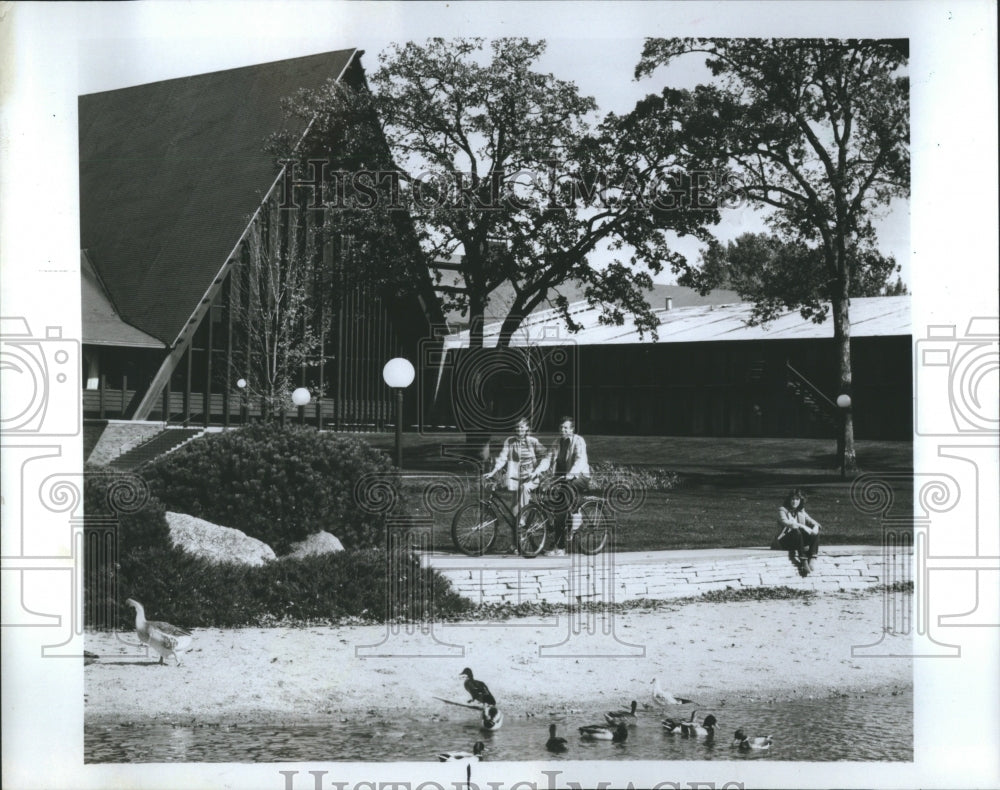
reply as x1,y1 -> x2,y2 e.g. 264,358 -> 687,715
81,250 -> 164,348
79,49 -> 358,345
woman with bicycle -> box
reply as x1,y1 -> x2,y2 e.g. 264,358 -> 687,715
483,417 -> 547,514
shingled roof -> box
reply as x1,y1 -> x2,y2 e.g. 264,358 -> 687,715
79,49 -> 358,346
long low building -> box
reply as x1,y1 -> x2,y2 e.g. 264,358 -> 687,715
437,294 -> 911,440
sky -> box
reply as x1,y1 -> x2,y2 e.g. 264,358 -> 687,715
74,32 -> 910,287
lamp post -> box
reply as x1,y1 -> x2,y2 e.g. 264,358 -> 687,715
236,378 -> 248,424
836,393 -> 852,478
292,387 -> 311,425
382,357 -> 415,469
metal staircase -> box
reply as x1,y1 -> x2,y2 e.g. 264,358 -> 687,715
784,360 -> 838,430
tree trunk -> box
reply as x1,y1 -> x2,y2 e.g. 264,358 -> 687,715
832,288 -> 858,474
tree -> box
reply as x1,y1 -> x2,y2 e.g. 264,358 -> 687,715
687,231 -> 907,325
636,38 -> 910,471
290,38 -> 722,351
229,208 -> 327,420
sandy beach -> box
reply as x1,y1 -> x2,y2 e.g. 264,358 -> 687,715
85,590 -> 911,726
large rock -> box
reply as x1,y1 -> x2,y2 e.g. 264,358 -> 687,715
286,531 -> 345,559
166,512 -> 276,566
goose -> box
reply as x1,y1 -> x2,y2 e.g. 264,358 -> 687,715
681,713 -> 718,739
125,598 -> 192,665
480,705 -> 503,731
545,723 -> 568,753
460,668 -> 496,706
437,741 -> 485,762
661,709 -> 699,735
733,729 -> 772,751
604,700 -> 639,727
578,722 -> 628,742
651,677 -> 695,706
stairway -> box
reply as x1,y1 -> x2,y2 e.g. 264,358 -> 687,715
784,361 -> 838,431
108,428 -> 206,471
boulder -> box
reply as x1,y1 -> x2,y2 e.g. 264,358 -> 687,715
286,530 -> 345,559
166,512 -> 276,566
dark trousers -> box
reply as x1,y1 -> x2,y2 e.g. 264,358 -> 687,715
779,529 -> 819,560
551,477 -> 589,549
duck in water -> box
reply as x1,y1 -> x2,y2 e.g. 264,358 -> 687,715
546,724 -> 568,753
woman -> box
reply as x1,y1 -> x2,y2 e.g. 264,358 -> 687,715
776,488 -> 821,574
484,418 -> 546,514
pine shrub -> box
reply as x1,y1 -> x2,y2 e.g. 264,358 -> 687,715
141,426 -> 400,553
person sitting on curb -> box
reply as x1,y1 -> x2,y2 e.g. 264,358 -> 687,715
776,488 -> 821,574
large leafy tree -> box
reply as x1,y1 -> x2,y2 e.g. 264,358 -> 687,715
636,38 -> 909,471
689,232 -> 907,325
282,38 -> 723,351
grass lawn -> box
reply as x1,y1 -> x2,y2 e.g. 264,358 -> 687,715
366,434 -> 913,552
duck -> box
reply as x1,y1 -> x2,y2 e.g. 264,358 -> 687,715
681,713 -> 718,739
480,705 -> 503,731
578,722 -> 628,742
651,677 -> 696,706
545,723 -> 568,753
460,667 -> 496,706
661,709 -> 699,735
733,729 -> 772,751
604,700 -> 639,727
437,741 -> 485,762
125,598 -> 192,665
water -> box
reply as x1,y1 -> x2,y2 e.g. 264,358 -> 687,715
86,691 -> 911,763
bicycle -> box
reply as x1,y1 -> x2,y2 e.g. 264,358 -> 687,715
451,476 -> 549,557
451,475 -> 613,557
537,476 -> 613,556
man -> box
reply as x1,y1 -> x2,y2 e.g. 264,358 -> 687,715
538,416 -> 591,556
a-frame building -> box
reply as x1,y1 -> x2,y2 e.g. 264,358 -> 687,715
80,49 -> 441,430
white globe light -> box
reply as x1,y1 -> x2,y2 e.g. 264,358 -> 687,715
236,378 -> 247,389
836,394 -> 852,409
291,387 -> 311,407
382,357 -> 415,389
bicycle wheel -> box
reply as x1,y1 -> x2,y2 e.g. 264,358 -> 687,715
517,505 -> 549,558
574,500 -> 610,555
452,501 -> 500,556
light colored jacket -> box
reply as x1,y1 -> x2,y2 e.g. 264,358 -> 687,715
541,434 -> 591,480
778,506 -> 820,535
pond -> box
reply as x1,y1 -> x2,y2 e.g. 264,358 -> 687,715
86,689 -> 911,763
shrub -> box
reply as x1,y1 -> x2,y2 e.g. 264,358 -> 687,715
83,466 -> 176,628
113,548 -> 472,628
141,425 -> 400,553
589,461 -> 679,492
